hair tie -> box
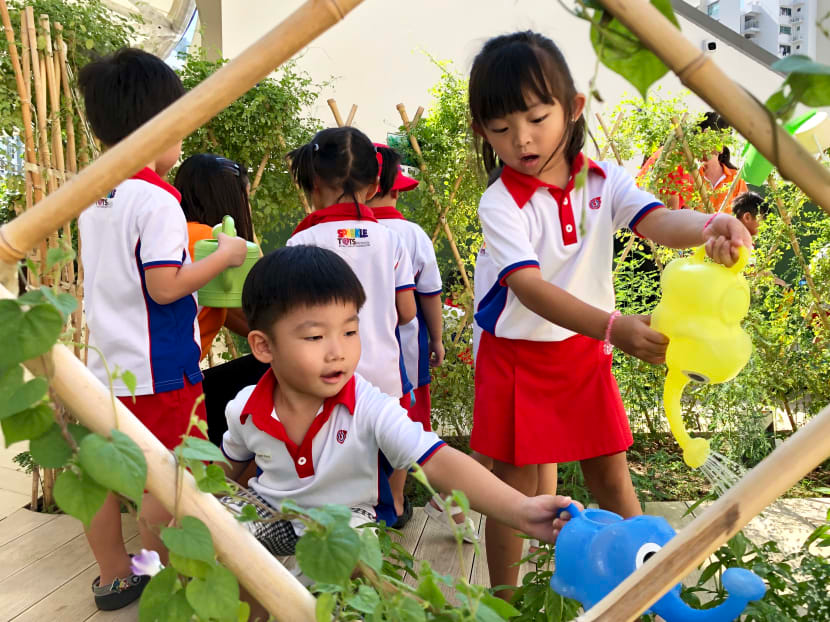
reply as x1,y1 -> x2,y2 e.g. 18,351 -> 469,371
313,143 -> 319,152
375,151 -> 383,177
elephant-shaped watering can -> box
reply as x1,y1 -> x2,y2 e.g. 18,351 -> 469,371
193,215 -> 260,308
550,503 -> 766,621
650,246 -> 752,469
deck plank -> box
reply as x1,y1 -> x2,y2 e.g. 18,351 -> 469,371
0,490 -> 30,521
0,508 -> 59,548
0,514 -> 85,583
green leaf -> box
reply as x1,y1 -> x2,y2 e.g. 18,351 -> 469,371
30,423 -> 89,468
346,584 -> 380,614
158,589 -> 194,622
415,563 -> 446,609
786,72 -> 830,108
306,504 -> 353,529
161,516 -> 216,563
121,370 -> 137,397
772,54 -> 830,75
169,551 -> 213,580
40,288 -> 79,321
0,376 -> 48,420
358,527 -> 383,573
590,0 -> 678,98
179,436 -> 229,464
185,564 -> 239,621
0,300 -> 63,368
480,594 -> 520,619
316,592 -> 335,622
236,503 -> 259,523
397,597 -> 426,622
1,404 -> 54,446
698,560 -> 722,585
295,522 -> 360,584
195,464 -> 232,495
53,469 -> 108,527
138,566 -> 178,622
236,601 -> 250,622
46,246 -> 76,270
78,429 -> 147,505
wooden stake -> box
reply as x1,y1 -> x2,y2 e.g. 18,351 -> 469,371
26,8 -> 55,196
55,23 -> 76,175
596,0 -> 830,216
410,105 -> 424,131
578,400 -> 830,621
327,98 -> 344,126
0,0 -> 367,267
430,173 -> 464,243
41,16 -> 65,186
595,113 -> 622,164
598,113 -> 624,160
345,103 -> 357,126
670,115 -> 712,213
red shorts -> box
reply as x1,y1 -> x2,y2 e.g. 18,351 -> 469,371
405,385 -> 432,432
471,331 -> 632,466
118,377 -> 207,450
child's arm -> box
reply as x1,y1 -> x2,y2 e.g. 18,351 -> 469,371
396,289 -> 417,325
418,293 -> 445,366
145,233 -> 248,305
636,209 -> 752,266
422,446 -> 578,542
221,457 -> 251,483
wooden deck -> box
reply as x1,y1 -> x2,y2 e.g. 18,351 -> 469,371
0,506 -> 535,621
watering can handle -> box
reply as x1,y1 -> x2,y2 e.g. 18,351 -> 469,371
554,502 -> 583,520
212,215 -> 237,239
691,245 -> 749,275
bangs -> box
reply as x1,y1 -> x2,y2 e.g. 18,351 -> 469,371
470,43 -> 562,124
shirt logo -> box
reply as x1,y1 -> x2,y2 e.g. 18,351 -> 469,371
589,197 -> 602,210
95,188 -> 116,208
337,228 -> 370,247
336,429 -> 348,444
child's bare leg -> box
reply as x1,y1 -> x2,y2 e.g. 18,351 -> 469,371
85,493 -> 131,584
536,463 -> 557,496
579,452 -> 641,518
470,450 -> 494,471
486,460 -> 538,600
138,492 -> 172,565
388,469 -> 407,516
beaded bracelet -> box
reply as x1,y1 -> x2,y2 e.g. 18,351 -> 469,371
603,310 -> 621,355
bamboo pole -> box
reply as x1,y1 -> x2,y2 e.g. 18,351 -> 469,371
596,0 -> 830,217
671,115 -> 713,213
410,105 -> 424,130
578,401 -> 830,621
430,173 -> 464,243
595,113 -> 622,164
598,112 -> 624,160
26,7 -> 55,196
345,103 -> 357,126
0,0 -> 366,267
327,98 -> 344,126
55,23 -> 76,175
41,16 -> 65,186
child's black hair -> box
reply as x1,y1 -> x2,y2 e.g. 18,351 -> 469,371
288,127 -> 379,211
376,145 -> 402,197
242,245 -> 366,335
732,191 -> 768,219
469,31 -> 585,173
174,154 -> 254,242
78,48 -> 185,146
697,112 -> 737,170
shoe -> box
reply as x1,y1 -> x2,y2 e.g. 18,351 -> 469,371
92,566 -> 150,611
424,496 -> 477,543
392,496 -> 413,529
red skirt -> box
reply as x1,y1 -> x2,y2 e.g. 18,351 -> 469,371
470,331 -> 632,466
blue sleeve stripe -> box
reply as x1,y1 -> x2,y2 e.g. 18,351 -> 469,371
396,283 -> 416,292
221,442 -> 254,463
497,260 -> 540,285
414,440 -> 447,467
628,202 -> 664,235
143,259 -> 183,268
416,288 -> 443,297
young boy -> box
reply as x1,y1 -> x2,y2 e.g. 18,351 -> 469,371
221,246 -> 578,577
732,191 -> 768,238
78,48 -> 248,610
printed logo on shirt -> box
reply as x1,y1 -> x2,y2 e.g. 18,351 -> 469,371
337,228 -> 370,247
336,429 -> 348,444
95,188 -> 117,208
589,197 -> 602,210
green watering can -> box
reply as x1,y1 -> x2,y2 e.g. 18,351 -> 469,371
193,215 -> 260,308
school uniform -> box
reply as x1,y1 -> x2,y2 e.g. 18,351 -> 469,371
79,167 -> 206,449
287,203 -> 415,398
472,153 -> 663,465
373,206 -> 442,430
221,370 -> 445,553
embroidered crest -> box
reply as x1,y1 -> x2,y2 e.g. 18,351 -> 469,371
589,197 -> 602,210
336,429 -> 347,444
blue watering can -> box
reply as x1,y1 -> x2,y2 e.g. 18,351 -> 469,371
550,503 -> 766,621
193,215 -> 260,308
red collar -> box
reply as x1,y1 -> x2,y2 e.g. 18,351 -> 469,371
293,202 -> 378,235
239,370 -> 357,478
371,205 -> 407,221
500,153 -> 606,210
130,167 -> 181,203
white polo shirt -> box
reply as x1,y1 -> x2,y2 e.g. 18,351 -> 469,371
288,203 -> 415,397
373,206 -> 443,389
79,168 -> 202,396
221,371 -> 445,527
475,155 -> 663,342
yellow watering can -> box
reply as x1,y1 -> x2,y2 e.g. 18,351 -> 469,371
193,215 -> 260,308
651,246 -> 752,468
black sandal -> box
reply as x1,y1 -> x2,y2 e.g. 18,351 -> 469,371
92,569 -> 150,610
392,496 -> 413,530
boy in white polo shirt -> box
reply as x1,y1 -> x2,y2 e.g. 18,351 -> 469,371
77,48 -> 248,611
220,246 -> 578,574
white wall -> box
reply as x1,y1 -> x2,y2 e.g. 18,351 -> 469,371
218,0 -> 785,147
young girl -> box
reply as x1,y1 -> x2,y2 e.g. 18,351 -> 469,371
174,153 -> 269,445
468,31 -> 752,597
286,130 -> 418,513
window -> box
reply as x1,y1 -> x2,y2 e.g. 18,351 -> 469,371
708,1 -> 720,18
796,45 -> 801,49
781,7 -> 791,15
780,45 -> 791,55
780,25 -> 792,34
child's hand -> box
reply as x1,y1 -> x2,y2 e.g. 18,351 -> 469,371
703,213 -> 752,267
517,495 -> 582,544
429,340 -> 445,367
610,314 -> 668,364
216,233 -> 248,268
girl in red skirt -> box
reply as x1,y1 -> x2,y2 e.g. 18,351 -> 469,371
468,31 -> 752,597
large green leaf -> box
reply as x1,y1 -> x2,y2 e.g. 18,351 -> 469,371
589,0 -> 678,98
0,376 -> 48,420
194,464 -> 232,495
161,516 -> 216,563
179,436 -> 228,464
185,564 -> 239,621
358,528 -> 383,573
78,429 -> 147,505
53,469 -> 108,527
1,404 -> 54,446
30,423 -> 89,468
138,566 -> 178,622
0,300 -> 64,368
770,55 -> 830,108
295,522 -> 361,584
346,584 -> 381,614
158,590 -> 195,622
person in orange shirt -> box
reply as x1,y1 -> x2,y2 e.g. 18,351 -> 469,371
174,154 -> 269,445
638,112 -> 747,213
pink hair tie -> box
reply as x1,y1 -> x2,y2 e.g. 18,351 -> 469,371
703,213 -> 717,233
603,310 -> 621,355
